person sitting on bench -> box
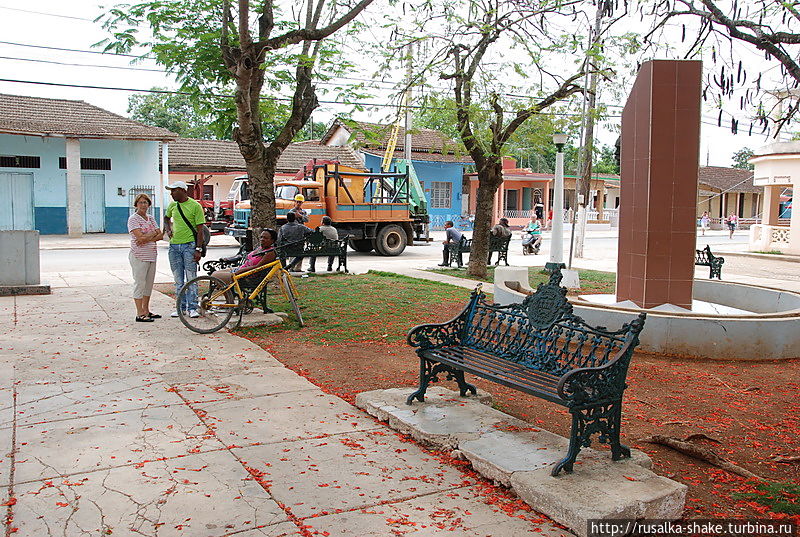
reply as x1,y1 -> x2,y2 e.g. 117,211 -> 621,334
438,221 -> 463,267
211,229 -> 277,285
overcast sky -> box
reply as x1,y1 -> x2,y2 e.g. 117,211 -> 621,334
0,0 -> 788,167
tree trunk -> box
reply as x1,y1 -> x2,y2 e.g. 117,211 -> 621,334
468,164 -> 502,279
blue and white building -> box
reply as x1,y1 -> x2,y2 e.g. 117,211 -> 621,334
321,119 -> 474,229
0,93 -> 175,235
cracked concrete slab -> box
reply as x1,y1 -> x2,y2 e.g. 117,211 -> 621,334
170,367 -> 318,404
357,387 -> 686,537
12,449 -> 288,537
9,375 -> 180,428
197,391 -> 382,446
235,429 -> 477,519
302,488 -> 570,537
14,403 -> 220,483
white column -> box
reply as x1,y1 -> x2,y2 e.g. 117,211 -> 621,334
161,142 -> 170,224
65,138 -> 83,237
550,150 -> 565,263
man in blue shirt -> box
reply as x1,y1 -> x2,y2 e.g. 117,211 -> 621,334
438,220 -> 463,267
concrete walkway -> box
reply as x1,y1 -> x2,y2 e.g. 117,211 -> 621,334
0,286 -> 567,536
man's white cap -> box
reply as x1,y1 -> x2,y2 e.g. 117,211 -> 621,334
166,181 -> 189,191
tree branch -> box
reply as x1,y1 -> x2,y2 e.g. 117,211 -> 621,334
257,0 -> 373,51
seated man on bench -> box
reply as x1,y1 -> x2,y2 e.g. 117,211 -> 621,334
438,220 -> 463,267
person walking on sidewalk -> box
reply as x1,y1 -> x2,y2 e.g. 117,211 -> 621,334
726,212 -> 739,239
128,194 -> 163,322
163,181 -> 206,318
438,221 -> 463,267
700,211 -> 710,236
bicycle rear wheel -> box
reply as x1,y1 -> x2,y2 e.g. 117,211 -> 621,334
280,272 -> 304,327
178,275 -> 235,334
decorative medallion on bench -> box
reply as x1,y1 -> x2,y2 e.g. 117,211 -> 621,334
406,267 -> 647,476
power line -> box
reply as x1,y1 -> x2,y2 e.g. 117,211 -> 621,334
0,5 -> 94,22
0,55 -> 166,73
0,40 -> 150,59
0,77 -> 611,117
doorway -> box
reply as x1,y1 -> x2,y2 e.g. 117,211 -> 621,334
82,173 -> 105,233
0,172 -> 34,230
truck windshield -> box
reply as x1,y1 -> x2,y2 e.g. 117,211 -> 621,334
228,179 -> 249,202
275,185 -> 299,200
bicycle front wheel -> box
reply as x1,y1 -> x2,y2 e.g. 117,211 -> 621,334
280,272 -> 304,327
178,275 -> 235,334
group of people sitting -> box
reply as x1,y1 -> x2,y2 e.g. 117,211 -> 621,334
210,194 -> 339,284
438,216 -> 543,266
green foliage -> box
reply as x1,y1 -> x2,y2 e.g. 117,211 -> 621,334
98,1 -> 364,140
732,147 -> 755,170
594,144 -> 619,174
732,481 -> 800,514
128,90 -> 216,138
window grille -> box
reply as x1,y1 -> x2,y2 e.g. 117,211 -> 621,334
0,155 -> 40,168
129,185 -> 156,217
58,157 -> 112,170
430,181 -> 452,209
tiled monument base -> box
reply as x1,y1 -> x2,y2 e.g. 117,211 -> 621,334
356,387 -> 686,537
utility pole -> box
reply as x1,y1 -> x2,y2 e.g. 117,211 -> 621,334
569,3 -> 604,264
404,43 -> 413,161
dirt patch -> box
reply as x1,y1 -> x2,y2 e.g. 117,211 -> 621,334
244,325 -> 800,521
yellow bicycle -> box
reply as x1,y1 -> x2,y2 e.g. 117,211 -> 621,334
177,259 -> 303,334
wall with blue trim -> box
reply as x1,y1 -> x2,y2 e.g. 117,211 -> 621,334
362,153 -> 466,229
0,134 -> 161,234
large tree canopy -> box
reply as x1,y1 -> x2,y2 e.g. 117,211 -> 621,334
100,0 -> 373,228
388,0 -> 609,277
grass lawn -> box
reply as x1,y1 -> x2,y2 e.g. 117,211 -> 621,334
236,270 -> 476,345
426,266 -> 616,295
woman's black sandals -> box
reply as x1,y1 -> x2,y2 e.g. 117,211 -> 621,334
146,312 -> 162,319
136,315 -> 154,323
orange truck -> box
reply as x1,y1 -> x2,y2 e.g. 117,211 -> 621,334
225,160 -> 429,256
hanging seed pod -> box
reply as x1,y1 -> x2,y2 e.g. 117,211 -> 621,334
731,118 -> 738,135
748,122 -> 753,136
712,46 -> 716,63
756,74 -> 761,91
718,109 -> 723,127
682,24 -> 685,42
737,61 -> 742,83
703,88 -> 708,101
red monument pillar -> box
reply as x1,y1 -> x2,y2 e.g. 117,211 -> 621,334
616,60 -> 702,309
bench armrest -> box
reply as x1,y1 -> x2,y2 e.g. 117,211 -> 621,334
407,284 -> 483,349
556,339 -> 635,406
407,317 -> 465,349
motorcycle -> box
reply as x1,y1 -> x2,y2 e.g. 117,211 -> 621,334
521,229 -> 541,255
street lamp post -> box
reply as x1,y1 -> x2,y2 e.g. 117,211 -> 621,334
550,132 -> 567,264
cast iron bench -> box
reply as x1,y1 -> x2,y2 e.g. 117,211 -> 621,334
406,268 -> 647,476
695,245 -> 724,279
446,234 -> 511,267
277,230 -> 349,273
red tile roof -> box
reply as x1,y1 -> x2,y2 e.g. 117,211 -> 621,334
323,119 -> 472,163
698,166 -> 759,193
0,93 -> 176,140
166,137 -> 366,173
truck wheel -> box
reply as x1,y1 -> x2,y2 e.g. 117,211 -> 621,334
348,239 -> 374,253
375,224 -> 406,256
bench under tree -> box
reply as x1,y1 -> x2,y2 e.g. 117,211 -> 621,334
695,245 -> 724,279
446,234 -> 511,267
406,266 -> 647,476
277,231 -> 349,273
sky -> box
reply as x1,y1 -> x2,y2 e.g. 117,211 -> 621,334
0,0 -> 789,168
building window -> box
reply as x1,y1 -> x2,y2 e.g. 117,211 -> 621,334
0,155 -> 40,168
58,157 -> 112,170
430,181 -> 452,209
